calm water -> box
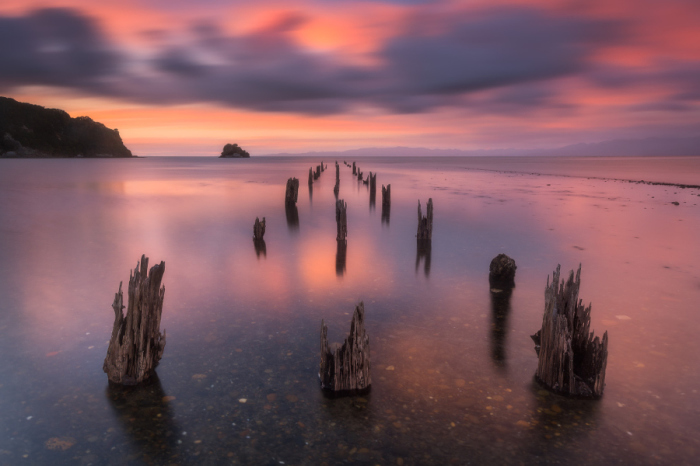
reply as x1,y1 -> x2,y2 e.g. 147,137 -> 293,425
0,156 -> 699,465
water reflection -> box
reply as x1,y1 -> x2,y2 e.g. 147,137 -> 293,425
381,203 -> 390,225
523,379 -> 601,457
254,238 -> 267,258
285,204 -> 299,231
369,188 -> 376,211
489,284 -> 513,368
309,183 -> 313,203
106,373 -> 180,464
415,239 -> 431,277
336,241 -> 347,276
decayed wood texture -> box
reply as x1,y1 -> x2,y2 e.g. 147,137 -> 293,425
319,302 -> 371,393
336,199 -> 347,241
382,184 -> 391,207
104,255 -> 166,385
285,177 -> 299,206
253,217 -> 266,240
417,198 -> 433,240
489,253 -> 517,288
531,265 -> 608,398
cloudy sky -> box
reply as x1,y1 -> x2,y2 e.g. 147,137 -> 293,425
1,0 -> 699,155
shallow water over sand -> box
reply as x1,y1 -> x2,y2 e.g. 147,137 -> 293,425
0,156 -> 699,465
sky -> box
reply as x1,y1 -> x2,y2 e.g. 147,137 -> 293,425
1,0 -> 699,155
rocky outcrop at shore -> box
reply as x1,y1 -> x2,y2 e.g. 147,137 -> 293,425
220,143 -> 250,158
0,96 -> 133,158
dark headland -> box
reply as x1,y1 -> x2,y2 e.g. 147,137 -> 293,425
0,97 -> 133,158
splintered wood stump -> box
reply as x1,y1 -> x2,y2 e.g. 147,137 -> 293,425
369,172 -> 377,192
417,198 -> 433,240
336,199 -> 347,241
253,217 -> 266,240
382,184 -> 391,207
320,302 -> 371,394
333,180 -> 339,197
321,161 -> 325,172
357,170 -> 363,181
308,168 -> 313,185
352,162 -> 356,175
104,255 -> 166,385
314,165 -> 321,180
285,177 -> 299,206
531,265 -> 608,398
489,254 -> 517,288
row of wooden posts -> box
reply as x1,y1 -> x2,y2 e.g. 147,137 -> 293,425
104,161 -> 608,400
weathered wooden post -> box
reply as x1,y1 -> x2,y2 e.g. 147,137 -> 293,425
531,265 -> 608,398
334,162 -> 340,197
417,198 -> 433,240
285,178 -> 299,206
104,255 -> 166,385
321,161 -> 325,172
314,165 -> 321,180
253,217 -> 266,241
489,254 -> 516,289
369,172 -> 377,192
382,184 -> 391,207
490,281 -> 513,367
352,162 -> 356,175
320,302 -> 371,394
336,199 -> 347,242
308,167 -> 313,186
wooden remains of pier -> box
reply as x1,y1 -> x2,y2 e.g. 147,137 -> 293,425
417,198 -> 433,240
253,217 -> 266,241
285,177 -> 299,206
531,265 -> 608,398
320,302 -> 371,394
103,255 -> 166,385
336,199 -> 347,242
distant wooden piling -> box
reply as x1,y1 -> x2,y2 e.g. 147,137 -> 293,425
531,265 -> 608,398
104,255 -> 166,385
336,199 -> 347,242
417,198 -> 433,240
334,162 -> 340,196
285,177 -> 299,206
308,167 -> 313,186
352,162 -> 356,175
489,254 -> 516,288
382,184 -> 391,207
253,217 -> 266,241
369,172 -> 377,192
314,165 -> 321,180
320,302 -> 371,394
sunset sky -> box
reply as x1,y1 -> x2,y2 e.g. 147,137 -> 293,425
1,0 -> 699,155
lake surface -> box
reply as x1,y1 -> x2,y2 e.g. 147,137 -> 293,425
0,155 -> 699,465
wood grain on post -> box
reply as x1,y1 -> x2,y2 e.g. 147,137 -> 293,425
285,177 -> 299,206
103,255 -> 166,385
531,265 -> 608,398
320,302 -> 371,394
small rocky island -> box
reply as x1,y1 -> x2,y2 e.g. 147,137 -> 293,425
220,143 -> 250,158
0,96 -> 133,158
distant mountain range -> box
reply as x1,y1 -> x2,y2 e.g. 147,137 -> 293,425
265,136 -> 700,158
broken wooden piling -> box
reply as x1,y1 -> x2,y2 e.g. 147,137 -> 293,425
285,178 -> 299,206
369,172 -> 376,192
103,255 -> 166,385
352,162 -> 356,175
417,198 -> 433,240
308,168 -> 313,186
531,265 -> 608,398
253,217 -> 266,241
489,254 -> 516,288
319,302 -> 371,394
336,199 -> 347,242
382,184 -> 391,207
